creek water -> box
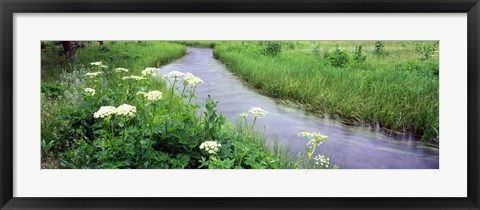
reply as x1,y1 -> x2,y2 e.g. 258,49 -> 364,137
158,47 -> 439,169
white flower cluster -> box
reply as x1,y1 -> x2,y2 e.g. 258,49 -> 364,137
90,61 -> 103,66
85,72 -> 103,78
136,90 -> 163,101
115,104 -> 137,118
93,104 -> 137,119
84,88 -> 95,96
239,113 -> 249,118
164,71 -> 185,78
248,107 -> 268,118
141,67 -> 158,76
184,73 -> 204,88
199,141 -> 222,155
298,132 -> 329,147
313,155 -> 330,168
93,106 -> 116,119
100,65 -> 108,68
145,91 -> 163,101
114,68 -> 129,73
122,75 -> 145,81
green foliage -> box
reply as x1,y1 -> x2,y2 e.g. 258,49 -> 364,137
374,41 -> 385,55
41,139 -> 55,157
213,41 -> 439,142
42,41 -> 304,169
353,45 -> 367,63
328,46 -> 349,67
414,42 -> 439,60
400,59 -> 439,76
41,83 -> 65,99
263,41 -> 282,56
203,96 -> 226,140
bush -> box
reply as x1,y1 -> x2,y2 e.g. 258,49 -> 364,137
263,41 -> 282,56
374,41 -> 385,55
329,46 -> 349,67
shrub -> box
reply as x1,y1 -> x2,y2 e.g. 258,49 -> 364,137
374,41 -> 385,55
263,41 -> 282,56
329,46 -> 349,67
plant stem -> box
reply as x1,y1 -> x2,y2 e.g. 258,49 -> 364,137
169,78 -> 177,106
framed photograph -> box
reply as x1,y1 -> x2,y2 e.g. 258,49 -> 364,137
1,0 -> 479,209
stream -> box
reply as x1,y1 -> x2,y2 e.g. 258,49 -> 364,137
158,47 -> 439,169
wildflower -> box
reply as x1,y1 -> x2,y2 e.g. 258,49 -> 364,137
115,104 -> 137,118
93,106 -> 116,119
313,155 -> 330,168
239,113 -> 249,118
144,91 -> 163,101
298,132 -> 329,147
183,73 -> 204,88
141,67 -> 158,76
164,71 -> 185,78
90,61 -> 103,66
100,65 -> 108,69
114,68 -> 129,73
122,75 -> 145,81
248,107 -> 268,118
84,88 -> 95,96
199,141 -> 222,155
84,72 -> 103,78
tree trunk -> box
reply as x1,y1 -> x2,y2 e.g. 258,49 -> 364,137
62,41 -> 75,60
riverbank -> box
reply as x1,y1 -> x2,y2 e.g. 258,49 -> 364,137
211,41 -> 439,143
41,41 -> 315,169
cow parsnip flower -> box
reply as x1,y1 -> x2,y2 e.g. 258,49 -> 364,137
122,75 -> 145,81
184,73 -> 204,88
199,141 -> 222,155
164,71 -> 185,78
145,91 -> 163,101
239,113 -> 249,118
313,155 -> 330,168
248,107 -> 268,118
141,67 -> 158,76
298,132 -> 329,147
90,61 -> 103,66
93,106 -> 116,119
115,104 -> 137,118
114,68 -> 129,73
84,88 -> 95,96
84,72 -> 103,78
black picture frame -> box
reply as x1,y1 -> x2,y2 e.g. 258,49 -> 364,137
1,0 -> 479,209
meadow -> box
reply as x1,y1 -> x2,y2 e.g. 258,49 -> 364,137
212,41 -> 439,142
41,41 -> 330,169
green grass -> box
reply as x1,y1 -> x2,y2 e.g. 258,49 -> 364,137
212,41 -> 439,142
41,41 -> 187,83
40,41 -> 322,169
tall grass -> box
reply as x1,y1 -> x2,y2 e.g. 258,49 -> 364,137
213,41 -> 439,142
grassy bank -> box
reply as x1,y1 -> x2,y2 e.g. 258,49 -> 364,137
41,41 -> 330,169
212,41 -> 439,142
